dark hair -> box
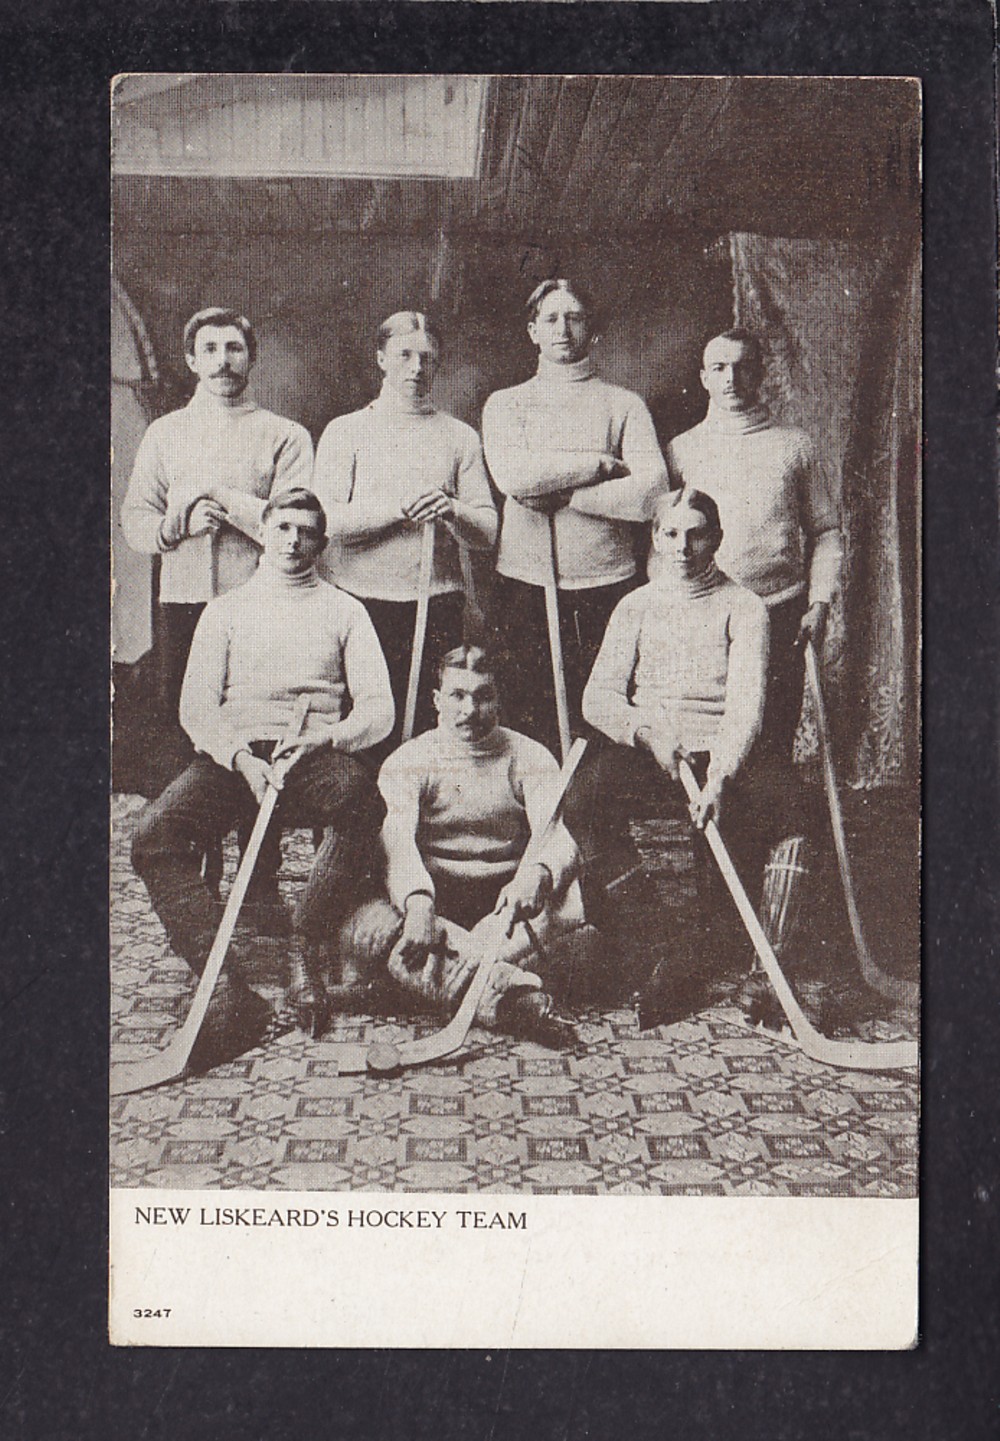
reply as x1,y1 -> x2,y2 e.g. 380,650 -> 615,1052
434,644 -> 496,688
261,488 -> 327,538
524,278 -> 596,326
183,308 -> 258,363
652,485 -> 723,539
376,310 -> 443,353
701,327 -> 764,370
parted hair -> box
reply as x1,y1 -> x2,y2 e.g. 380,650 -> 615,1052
183,307 -> 258,363
261,487 -> 328,537
525,278 -> 597,326
377,310 -> 443,352
435,644 -> 496,688
652,485 -> 723,538
702,327 -> 764,370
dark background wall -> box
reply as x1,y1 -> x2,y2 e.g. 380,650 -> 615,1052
113,219 -> 734,450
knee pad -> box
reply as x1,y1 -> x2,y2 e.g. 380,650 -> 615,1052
760,835 -> 811,955
334,898 -> 403,987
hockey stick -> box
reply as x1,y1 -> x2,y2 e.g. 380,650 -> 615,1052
370,737 -> 588,1071
805,642 -> 920,1008
402,521 -> 435,743
678,758 -> 917,1071
110,696 -> 311,1097
544,514 -> 572,764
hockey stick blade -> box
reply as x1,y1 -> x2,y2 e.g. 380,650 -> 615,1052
805,643 -> 920,1008
679,760 -> 917,1072
110,697 -> 311,1097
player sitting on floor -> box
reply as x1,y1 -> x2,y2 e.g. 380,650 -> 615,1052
331,646 -> 588,1047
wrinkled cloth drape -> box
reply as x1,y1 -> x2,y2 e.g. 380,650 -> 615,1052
112,280 -> 159,664
731,233 -> 919,786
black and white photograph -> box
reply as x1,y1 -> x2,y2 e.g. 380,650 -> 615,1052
109,73 -> 920,1347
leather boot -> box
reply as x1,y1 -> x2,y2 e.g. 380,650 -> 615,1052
495,989 -> 578,1049
287,940 -> 330,1039
187,974 -> 274,1075
635,951 -> 712,1032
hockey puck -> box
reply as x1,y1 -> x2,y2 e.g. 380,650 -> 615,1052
366,1041 -> 403,1074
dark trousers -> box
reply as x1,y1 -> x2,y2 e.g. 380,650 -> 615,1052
361,591 -> 465,758
155,601 -> 281,893
562,737 -> 802,987
156,602 -> 205,731
132,745 -> 385,976
433,872 -> 505,933
493,574 -> 638,757
762,596 -> 808,764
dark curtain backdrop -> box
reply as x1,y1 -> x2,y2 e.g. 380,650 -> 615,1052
732,233 -> 920,787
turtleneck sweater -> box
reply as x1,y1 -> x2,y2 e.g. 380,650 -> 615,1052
378,723 -> 578,913
179,561 -> 394,769
311,386 -> 497,601
663,402 -> 842,608
482,356 -> 667,590
582,562 -> 769,782
122,385 -> 314,604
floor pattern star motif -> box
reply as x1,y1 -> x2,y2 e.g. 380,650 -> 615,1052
111,794 -> 918,1196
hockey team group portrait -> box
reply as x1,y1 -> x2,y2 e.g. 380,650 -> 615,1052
110,74 -> 920,1201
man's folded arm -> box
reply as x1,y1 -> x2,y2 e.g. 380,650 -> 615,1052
482,394 -> 608,500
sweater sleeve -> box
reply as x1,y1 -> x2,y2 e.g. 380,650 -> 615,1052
178,603 -> 245,769
513,740 -> 578,896
711,590 -> 769,781
378,748 -> 436,911
313,416 -> 408,545
581,595 -> 650,746
797,435 -> 843,605
211,421 -> 316,544
121,425 -> 177,554
482,391 -> 608,500
321,602 -> 395,753
445,428 -> 498,552
568,395 -> 668,522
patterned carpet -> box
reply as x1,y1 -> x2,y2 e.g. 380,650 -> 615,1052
110,794 -> 919,1197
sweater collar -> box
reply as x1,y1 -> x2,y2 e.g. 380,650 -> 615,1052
374,382 -> 436,417
256,558 -> 322,591
649,558 -> 726,602
704,400 -> 771,435
534,354 -> 595,385
432,722 -> 507,760
188,383 -> 257,417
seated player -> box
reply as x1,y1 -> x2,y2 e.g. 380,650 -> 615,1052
566,485 -> 778,1025
333,646 -> 586,1046
131,488 -> 394,1066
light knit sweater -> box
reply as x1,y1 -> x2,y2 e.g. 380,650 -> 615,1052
122,386 -> 314,604
378,724 -> 578,913
663,403 -> 842,608
312,387 -> 497,601
582,562 -> 769,782
179,562 -> 394,769
482,356 -> 667,590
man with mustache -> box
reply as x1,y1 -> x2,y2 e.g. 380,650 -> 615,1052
123,308 -> 314,745
663,329 -> 842,762
123,308 -> 314,928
